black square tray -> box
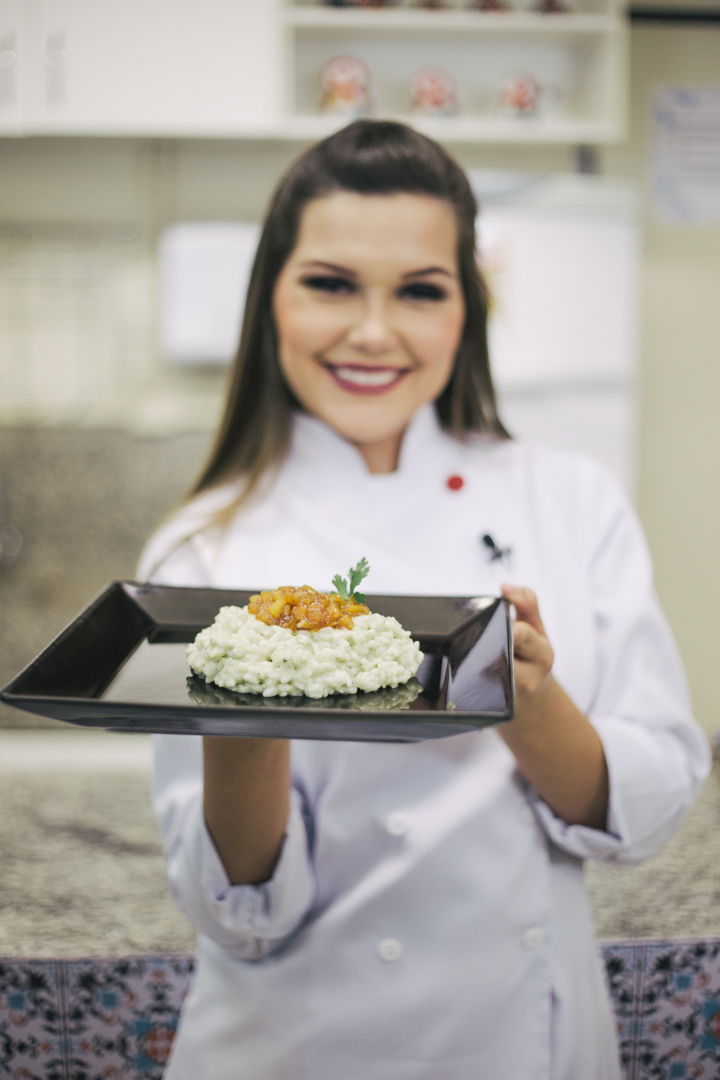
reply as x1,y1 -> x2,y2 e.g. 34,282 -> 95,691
1,583 -> 514,742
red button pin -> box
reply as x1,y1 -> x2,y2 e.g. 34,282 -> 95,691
446,475 -> 464,491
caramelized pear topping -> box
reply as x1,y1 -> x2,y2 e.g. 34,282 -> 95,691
248,585 -> 370,632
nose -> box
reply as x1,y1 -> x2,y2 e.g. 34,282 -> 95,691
346,295 -> 396,355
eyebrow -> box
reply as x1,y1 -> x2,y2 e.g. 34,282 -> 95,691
299,260 -> 358,276
299,260 -> 456,279
401,266 -> 455,280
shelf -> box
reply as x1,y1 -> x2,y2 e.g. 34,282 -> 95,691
280,113 -> 624,143
283,0 -> 628,145
286,7 -> 620,32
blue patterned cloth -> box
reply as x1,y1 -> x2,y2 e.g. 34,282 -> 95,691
0,954 -> 193,1079
2,941 -> 720,1079
605,938 -> 720,1079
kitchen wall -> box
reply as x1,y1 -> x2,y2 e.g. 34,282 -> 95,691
1,23 -> 719,732
603,25 -> 720,739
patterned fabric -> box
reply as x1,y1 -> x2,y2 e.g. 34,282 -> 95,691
0,954 -> 194,1079
2,941 -> 720,1079
604,938 -> 720,1080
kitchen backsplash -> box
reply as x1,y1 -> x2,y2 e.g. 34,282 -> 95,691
0,425 -> 211,727
0,226 -> 225,434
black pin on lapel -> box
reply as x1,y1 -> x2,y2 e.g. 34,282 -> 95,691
481,534 -> 512,564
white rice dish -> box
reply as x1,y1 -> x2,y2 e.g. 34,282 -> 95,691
187,605 -> 423,699
187,675 -> 423,712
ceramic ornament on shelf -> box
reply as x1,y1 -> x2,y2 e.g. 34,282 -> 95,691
409,67 -> 458,118
320,56 -> 372,117
498,71 -> 542,118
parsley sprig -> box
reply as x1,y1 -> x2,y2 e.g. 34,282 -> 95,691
332,558 -> 370,604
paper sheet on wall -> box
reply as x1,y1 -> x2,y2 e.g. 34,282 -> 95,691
652,86 -> 720,224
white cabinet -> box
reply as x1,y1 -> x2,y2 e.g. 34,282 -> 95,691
21,0 -> 282,135
474,172 -> 639,491
0,0 -> 24,132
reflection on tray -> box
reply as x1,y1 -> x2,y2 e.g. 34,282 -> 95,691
186,675 -> 424,712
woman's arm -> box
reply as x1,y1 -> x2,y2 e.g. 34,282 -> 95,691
203,737 -> 291,885
499,583 -> 609,831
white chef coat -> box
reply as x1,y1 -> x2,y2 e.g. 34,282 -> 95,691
140,405 -> 710,1080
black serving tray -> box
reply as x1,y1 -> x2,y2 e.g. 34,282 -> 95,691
1,583 -> 514,742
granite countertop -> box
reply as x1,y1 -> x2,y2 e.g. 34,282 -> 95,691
0,731 -> 718,958
0,732 -> 195,957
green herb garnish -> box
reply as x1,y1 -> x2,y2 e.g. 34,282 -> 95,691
332,557 -> 370,604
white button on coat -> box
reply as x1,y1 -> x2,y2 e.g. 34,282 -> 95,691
522,926 -> 545,950
377,939 -> 403,963
385,812 -> 409,837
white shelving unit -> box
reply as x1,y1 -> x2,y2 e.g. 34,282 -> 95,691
281,2 -> 628,143
0,0 -> 627,142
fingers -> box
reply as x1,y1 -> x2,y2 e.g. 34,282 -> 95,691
512,620 -> 553,667
511,621 -> 554,699
501,583 -> 546,637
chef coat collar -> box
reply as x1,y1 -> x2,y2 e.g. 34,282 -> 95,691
289,404 -> 450,482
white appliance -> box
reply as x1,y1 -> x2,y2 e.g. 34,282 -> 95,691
472,170 -> 639,493
159,222 -> 260,365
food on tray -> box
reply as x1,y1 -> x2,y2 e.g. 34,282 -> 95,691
186,559 -> 423,700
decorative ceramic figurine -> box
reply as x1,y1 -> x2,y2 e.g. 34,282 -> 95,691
498,71 -> 542,116
409,66 -> 457,117
320,56 -> 371,117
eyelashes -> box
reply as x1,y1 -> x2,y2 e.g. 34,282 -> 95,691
398,282 -> 446,302
299,275 -> 448,302
300,275 -> 354,295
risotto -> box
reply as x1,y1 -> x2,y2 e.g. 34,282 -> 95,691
187,604 -> 423,699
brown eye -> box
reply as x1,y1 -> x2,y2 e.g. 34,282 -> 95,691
301,275 -> 356,295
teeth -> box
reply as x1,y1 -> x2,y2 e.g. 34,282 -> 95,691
333,367 -> 403,387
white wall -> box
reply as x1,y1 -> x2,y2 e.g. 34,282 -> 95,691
602,25 -> 720,736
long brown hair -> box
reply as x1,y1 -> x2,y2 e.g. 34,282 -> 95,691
189,120 -> 509,518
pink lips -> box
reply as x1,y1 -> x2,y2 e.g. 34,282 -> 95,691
323,363 -> 409,396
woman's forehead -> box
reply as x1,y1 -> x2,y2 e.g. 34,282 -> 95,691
292,192 -> 458,269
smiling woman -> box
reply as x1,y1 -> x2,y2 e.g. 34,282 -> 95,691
138,120 -> 709,1080
182,119 -> 507,523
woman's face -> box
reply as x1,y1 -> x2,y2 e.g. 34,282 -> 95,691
273,191 -> 465,473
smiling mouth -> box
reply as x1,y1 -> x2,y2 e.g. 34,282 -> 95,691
322,363 -> 410,396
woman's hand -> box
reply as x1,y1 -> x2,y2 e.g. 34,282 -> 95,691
499,583 -> 609,831
504,584 -> 554,705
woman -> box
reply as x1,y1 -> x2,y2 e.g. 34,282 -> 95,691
140,121 -> 709,1080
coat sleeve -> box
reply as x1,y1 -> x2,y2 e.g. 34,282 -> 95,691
529,459 -> 710,865
152,734 -> 316,958
138,521 -> 318,956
